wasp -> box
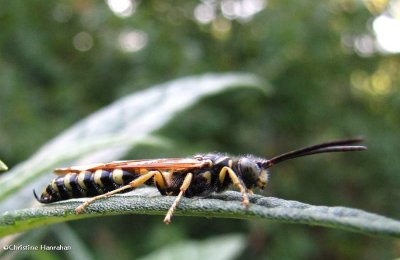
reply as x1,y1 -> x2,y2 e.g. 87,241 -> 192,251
34,138 -> 366,224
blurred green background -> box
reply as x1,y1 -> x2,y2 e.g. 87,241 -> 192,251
1,0 -> 400,259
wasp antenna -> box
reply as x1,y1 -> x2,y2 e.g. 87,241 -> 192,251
33,189 -> 40,202
262,138 -> 367,168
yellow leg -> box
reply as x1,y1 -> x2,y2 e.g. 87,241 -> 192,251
75,170 -> 165,214
163,173 -> 193,224
219,166 -> 249,207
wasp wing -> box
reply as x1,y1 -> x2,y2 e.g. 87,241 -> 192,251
53,158 -> 204,175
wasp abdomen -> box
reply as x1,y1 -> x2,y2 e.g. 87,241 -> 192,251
36,169 -> 140,203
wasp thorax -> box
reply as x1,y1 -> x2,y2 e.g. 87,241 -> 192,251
238,157 -> 267,189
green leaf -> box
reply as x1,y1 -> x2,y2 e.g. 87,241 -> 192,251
1,189 -> 399,238
0,73 -> 264,211
138,233 -> 246,260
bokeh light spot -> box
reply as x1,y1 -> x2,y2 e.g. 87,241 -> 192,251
118,30 -> 148,52
73,32 -> 94,52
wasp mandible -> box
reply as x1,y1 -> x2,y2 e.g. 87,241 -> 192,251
34,138 -> 366,224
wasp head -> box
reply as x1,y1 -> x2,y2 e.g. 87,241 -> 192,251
243,138 -> 367,191
237,157 -> 268,190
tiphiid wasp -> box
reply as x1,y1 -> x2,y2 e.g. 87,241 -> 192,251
35,138 -> 366,224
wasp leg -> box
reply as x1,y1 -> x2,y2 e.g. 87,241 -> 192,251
75,170 -> 165,214
219,166 -> 249,207
163,172 -> 193,224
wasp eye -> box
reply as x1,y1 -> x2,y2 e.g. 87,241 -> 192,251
238,158 -> 260,188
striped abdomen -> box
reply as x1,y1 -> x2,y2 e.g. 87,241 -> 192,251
35,169 -> 141,203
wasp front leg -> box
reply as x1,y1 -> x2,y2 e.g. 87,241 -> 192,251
75,170 -> 166,214
219,166 -> 249,207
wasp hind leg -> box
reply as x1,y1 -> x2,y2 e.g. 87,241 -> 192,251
75,170 -> 165,214
163,173 -> 193,224
219,166 -> 249,207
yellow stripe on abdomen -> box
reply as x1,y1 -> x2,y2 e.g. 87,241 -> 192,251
112,169 -> 124,185
94,169 -> 104,187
